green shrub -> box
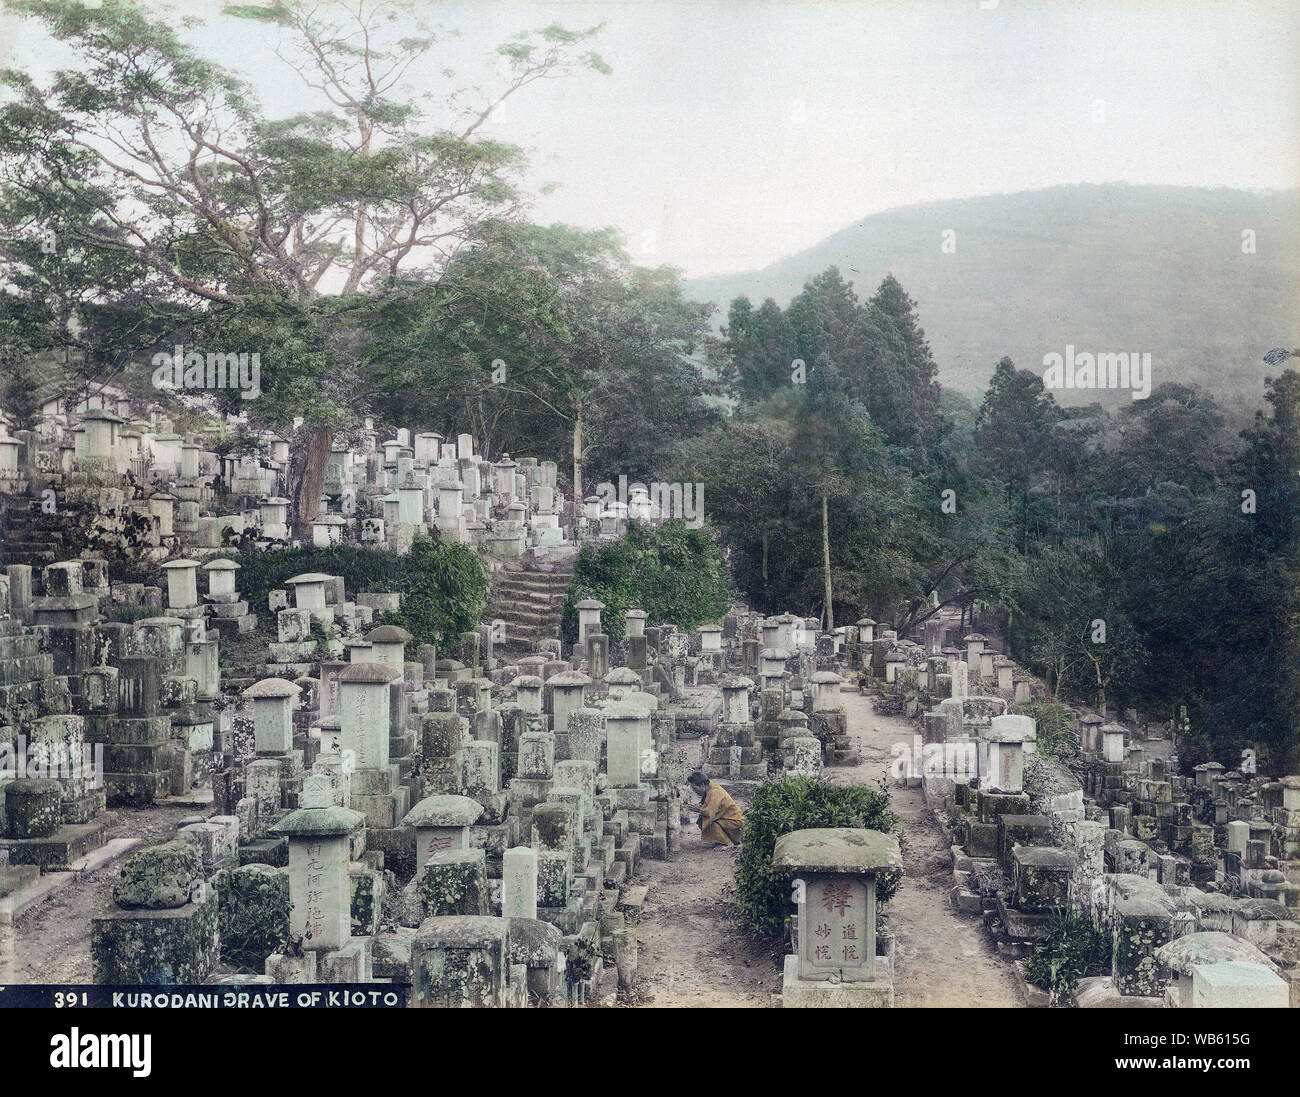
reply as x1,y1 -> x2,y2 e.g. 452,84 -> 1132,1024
215,864 -> 290,972
734,775 -> 901,936
309,618 -> 335,655
1012,699 -> 1075,759
560,519 -> 732,645
103,604 -> 158,624
230,535 -> 487,649
1024,906 -> 1112,1004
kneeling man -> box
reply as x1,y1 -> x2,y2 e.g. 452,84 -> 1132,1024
685,771 -> 744,847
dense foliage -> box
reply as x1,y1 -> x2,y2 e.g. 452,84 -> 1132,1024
1012,699 -> 1077,760
734,776 -> 901,936
1024,907 -> 1113,1005
0,2 -> 1293,777
231,536 -> 488,649
0,0 -> 610,534
214,866 -> 290,973
702,263 -> 1298,772
560,520 -> 732,645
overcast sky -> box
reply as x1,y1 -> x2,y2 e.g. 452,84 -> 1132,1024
3,0 -> 1297,277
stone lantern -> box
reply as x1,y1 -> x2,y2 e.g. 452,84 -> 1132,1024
365,624 -> 410,679
285,572 -> 330,613
775,827 -> 901,1007
243,676 -> 302,755
576,598 -> 604,647
404,793 -> 484,874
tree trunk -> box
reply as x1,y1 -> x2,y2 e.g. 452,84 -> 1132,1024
293,428 -> 334,539
821,492 -> 834,631
571,398 -> 584,507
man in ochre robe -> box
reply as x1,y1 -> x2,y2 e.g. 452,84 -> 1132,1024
685,771 -> 744,847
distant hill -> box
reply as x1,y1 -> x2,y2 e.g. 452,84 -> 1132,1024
684,185 -> 1300,411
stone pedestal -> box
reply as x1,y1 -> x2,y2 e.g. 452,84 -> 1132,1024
773,827 -> 900,1008
269,804 -> 365,952
404,794 -> 482,874
243,677 -> 301,755
90,842 -> 217,985
411,915 -> 521,1008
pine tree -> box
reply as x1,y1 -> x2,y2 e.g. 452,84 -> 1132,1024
867,274 -> 941,449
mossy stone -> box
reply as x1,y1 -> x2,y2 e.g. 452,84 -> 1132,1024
416,849 -> 488,917
114,840 -> 204,909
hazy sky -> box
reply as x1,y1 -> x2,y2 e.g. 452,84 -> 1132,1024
3,0 -> 1297,277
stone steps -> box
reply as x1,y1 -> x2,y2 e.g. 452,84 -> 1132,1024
486,565 -> 572,650
0,494 -> 68,568
491,591 -> 566,611
487,603 -> 559,626
494,581 -> 570,601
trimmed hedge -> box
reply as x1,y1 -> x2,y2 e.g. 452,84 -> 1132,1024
229,535 -> 487,648
560,519 -> 732,645
733,776 -> 901,936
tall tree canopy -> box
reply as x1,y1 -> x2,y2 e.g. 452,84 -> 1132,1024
358,220 -> 721,497
0,0 -> 608,528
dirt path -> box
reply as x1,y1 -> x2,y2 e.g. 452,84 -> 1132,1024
628,687 -> 1022,1008
10,687 -> 1022,1005
6,804 -> 194,984
624,736 -> 784,1007
832,688 -> 1022,1007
